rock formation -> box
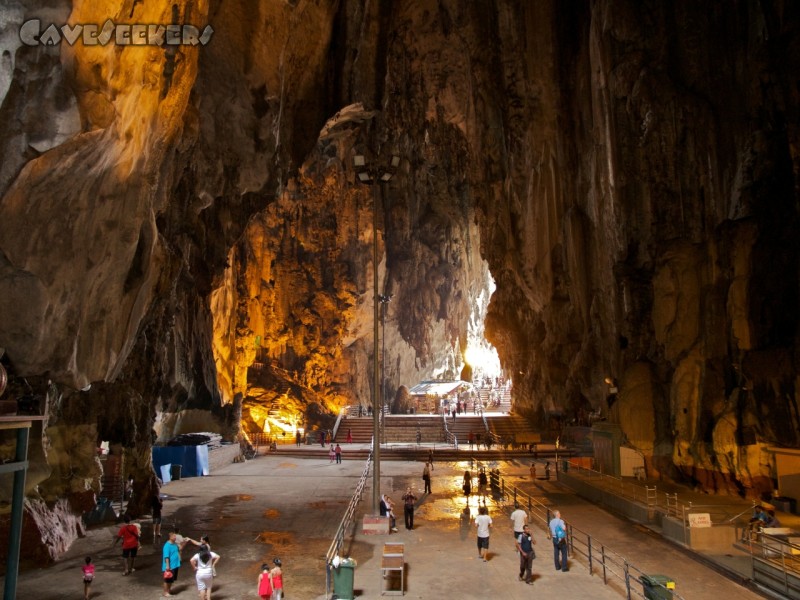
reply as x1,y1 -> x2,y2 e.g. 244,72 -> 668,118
0,0 -> 798,562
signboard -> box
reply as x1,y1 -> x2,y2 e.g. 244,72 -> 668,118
688,513 -> 712,528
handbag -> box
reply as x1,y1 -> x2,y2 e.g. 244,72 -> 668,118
163,569 -> 173,580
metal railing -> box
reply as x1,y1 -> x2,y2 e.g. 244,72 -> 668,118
498,476 -> 687,600
324,445 -> 373,599
441,412 -> 458,448
746,531 -> 800,599
331,407 -> 346,441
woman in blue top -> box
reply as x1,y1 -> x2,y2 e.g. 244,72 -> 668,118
162,531 -> 182,597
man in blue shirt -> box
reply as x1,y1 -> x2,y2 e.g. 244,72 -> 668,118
548,509 -> 568,572
162,530 -> 182,597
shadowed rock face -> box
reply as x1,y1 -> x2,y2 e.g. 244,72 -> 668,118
0,0 -> 798,560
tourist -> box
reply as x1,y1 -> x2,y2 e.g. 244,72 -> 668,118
328,444 -> 336,463
529,462 -> 536,479
380,494 -> 398,532
346,428 -> 353,443
463,470 -> 472,499
515,525 -> 535,584
402,486 -> 417,530
468,430 -> 475,450
335,443 -> 342,464
162,530 -> 182,597
81,556 -> 95,600
422,460 -> 433,494
190,544 -> 220,600
548,510 -> 568,571
477,468 -> 488,503
257,563 -> 273,599
112,515 -> 140,575
510,502 -> 528,540
152,492 -> 163,541
295,430 -> 302,446
270,558 -> 284,600
475,505 -> 492,562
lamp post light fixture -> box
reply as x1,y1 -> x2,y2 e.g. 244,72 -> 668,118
353,150 -> 399,514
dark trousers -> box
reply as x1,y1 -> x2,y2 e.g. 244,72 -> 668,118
519,551 -> 533,582
336,454 -> 341,463
553,539 -> 568,571
404,505 -> 414,529
423,475 -> 431,493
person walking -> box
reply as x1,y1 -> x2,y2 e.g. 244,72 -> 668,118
549,509 -> 568,571
162,530 -> 182,597
269,558 -> 284,600
463,470 -> 472,499
152,492 -> 163,542
468,431 -> 475,450
81,556 -> 95,600
515,525 -> 536,584
402,486 -> 417,530
257,563 -> 273,599
510,502 -> 528,540
335,443 -> 342,464
295,430 -> 302,446
112,515 -> 140,575
422,460 -> 433,494
474,505 -> 492,562
328,444 -> 336,463
190,544 -> 220,600
477,468 -> 488,504
346,428 -> 353,443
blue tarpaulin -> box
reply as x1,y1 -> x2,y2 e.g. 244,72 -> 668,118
152,445 -> 209,481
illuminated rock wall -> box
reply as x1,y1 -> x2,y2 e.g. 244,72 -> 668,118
0,0 -> 798,562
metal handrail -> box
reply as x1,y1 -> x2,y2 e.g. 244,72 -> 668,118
441,412 -> 458,448
324,445 -> 373,599
500,477 -> 687,600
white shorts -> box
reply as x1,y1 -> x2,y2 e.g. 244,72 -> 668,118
196,574 -> 213,591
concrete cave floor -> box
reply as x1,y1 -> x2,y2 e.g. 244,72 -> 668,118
3,447 -> 767,599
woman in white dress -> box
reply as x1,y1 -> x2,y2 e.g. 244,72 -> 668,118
190,544 -> 220,600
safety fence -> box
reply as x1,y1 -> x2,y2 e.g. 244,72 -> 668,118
466,459 -> 687,600
744,530 -> 800,599
324,444 -> 373,599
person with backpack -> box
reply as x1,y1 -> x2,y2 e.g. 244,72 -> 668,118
515,525 -> 536,584
548,509 -> 568,571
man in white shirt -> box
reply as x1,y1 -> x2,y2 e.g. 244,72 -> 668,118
474,505 -> 493,562
510,503 -> 528,540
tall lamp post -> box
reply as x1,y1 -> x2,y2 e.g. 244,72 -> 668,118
354,150 -> 399,513
379,294 -> 392,435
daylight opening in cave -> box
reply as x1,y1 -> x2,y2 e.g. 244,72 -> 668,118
462,270 -> 502,381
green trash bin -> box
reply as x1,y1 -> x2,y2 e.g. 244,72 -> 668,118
641,574 -> 674,599
562,459 -> 569,472
170,464 -> 182,481
332,558 -> 356,600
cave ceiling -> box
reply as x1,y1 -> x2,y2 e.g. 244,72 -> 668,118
0,0 -> 798,523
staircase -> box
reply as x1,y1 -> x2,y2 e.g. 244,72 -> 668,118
486,414 -> 540,446
383,416 -> 444,443
335,417 -> 376,443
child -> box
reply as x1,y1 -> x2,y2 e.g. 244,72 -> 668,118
270,558 -> 284,600
258,562 -> 273,599
82,556 -> 95,600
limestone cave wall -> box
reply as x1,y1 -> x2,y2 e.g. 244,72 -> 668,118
0,0 -> 798,564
